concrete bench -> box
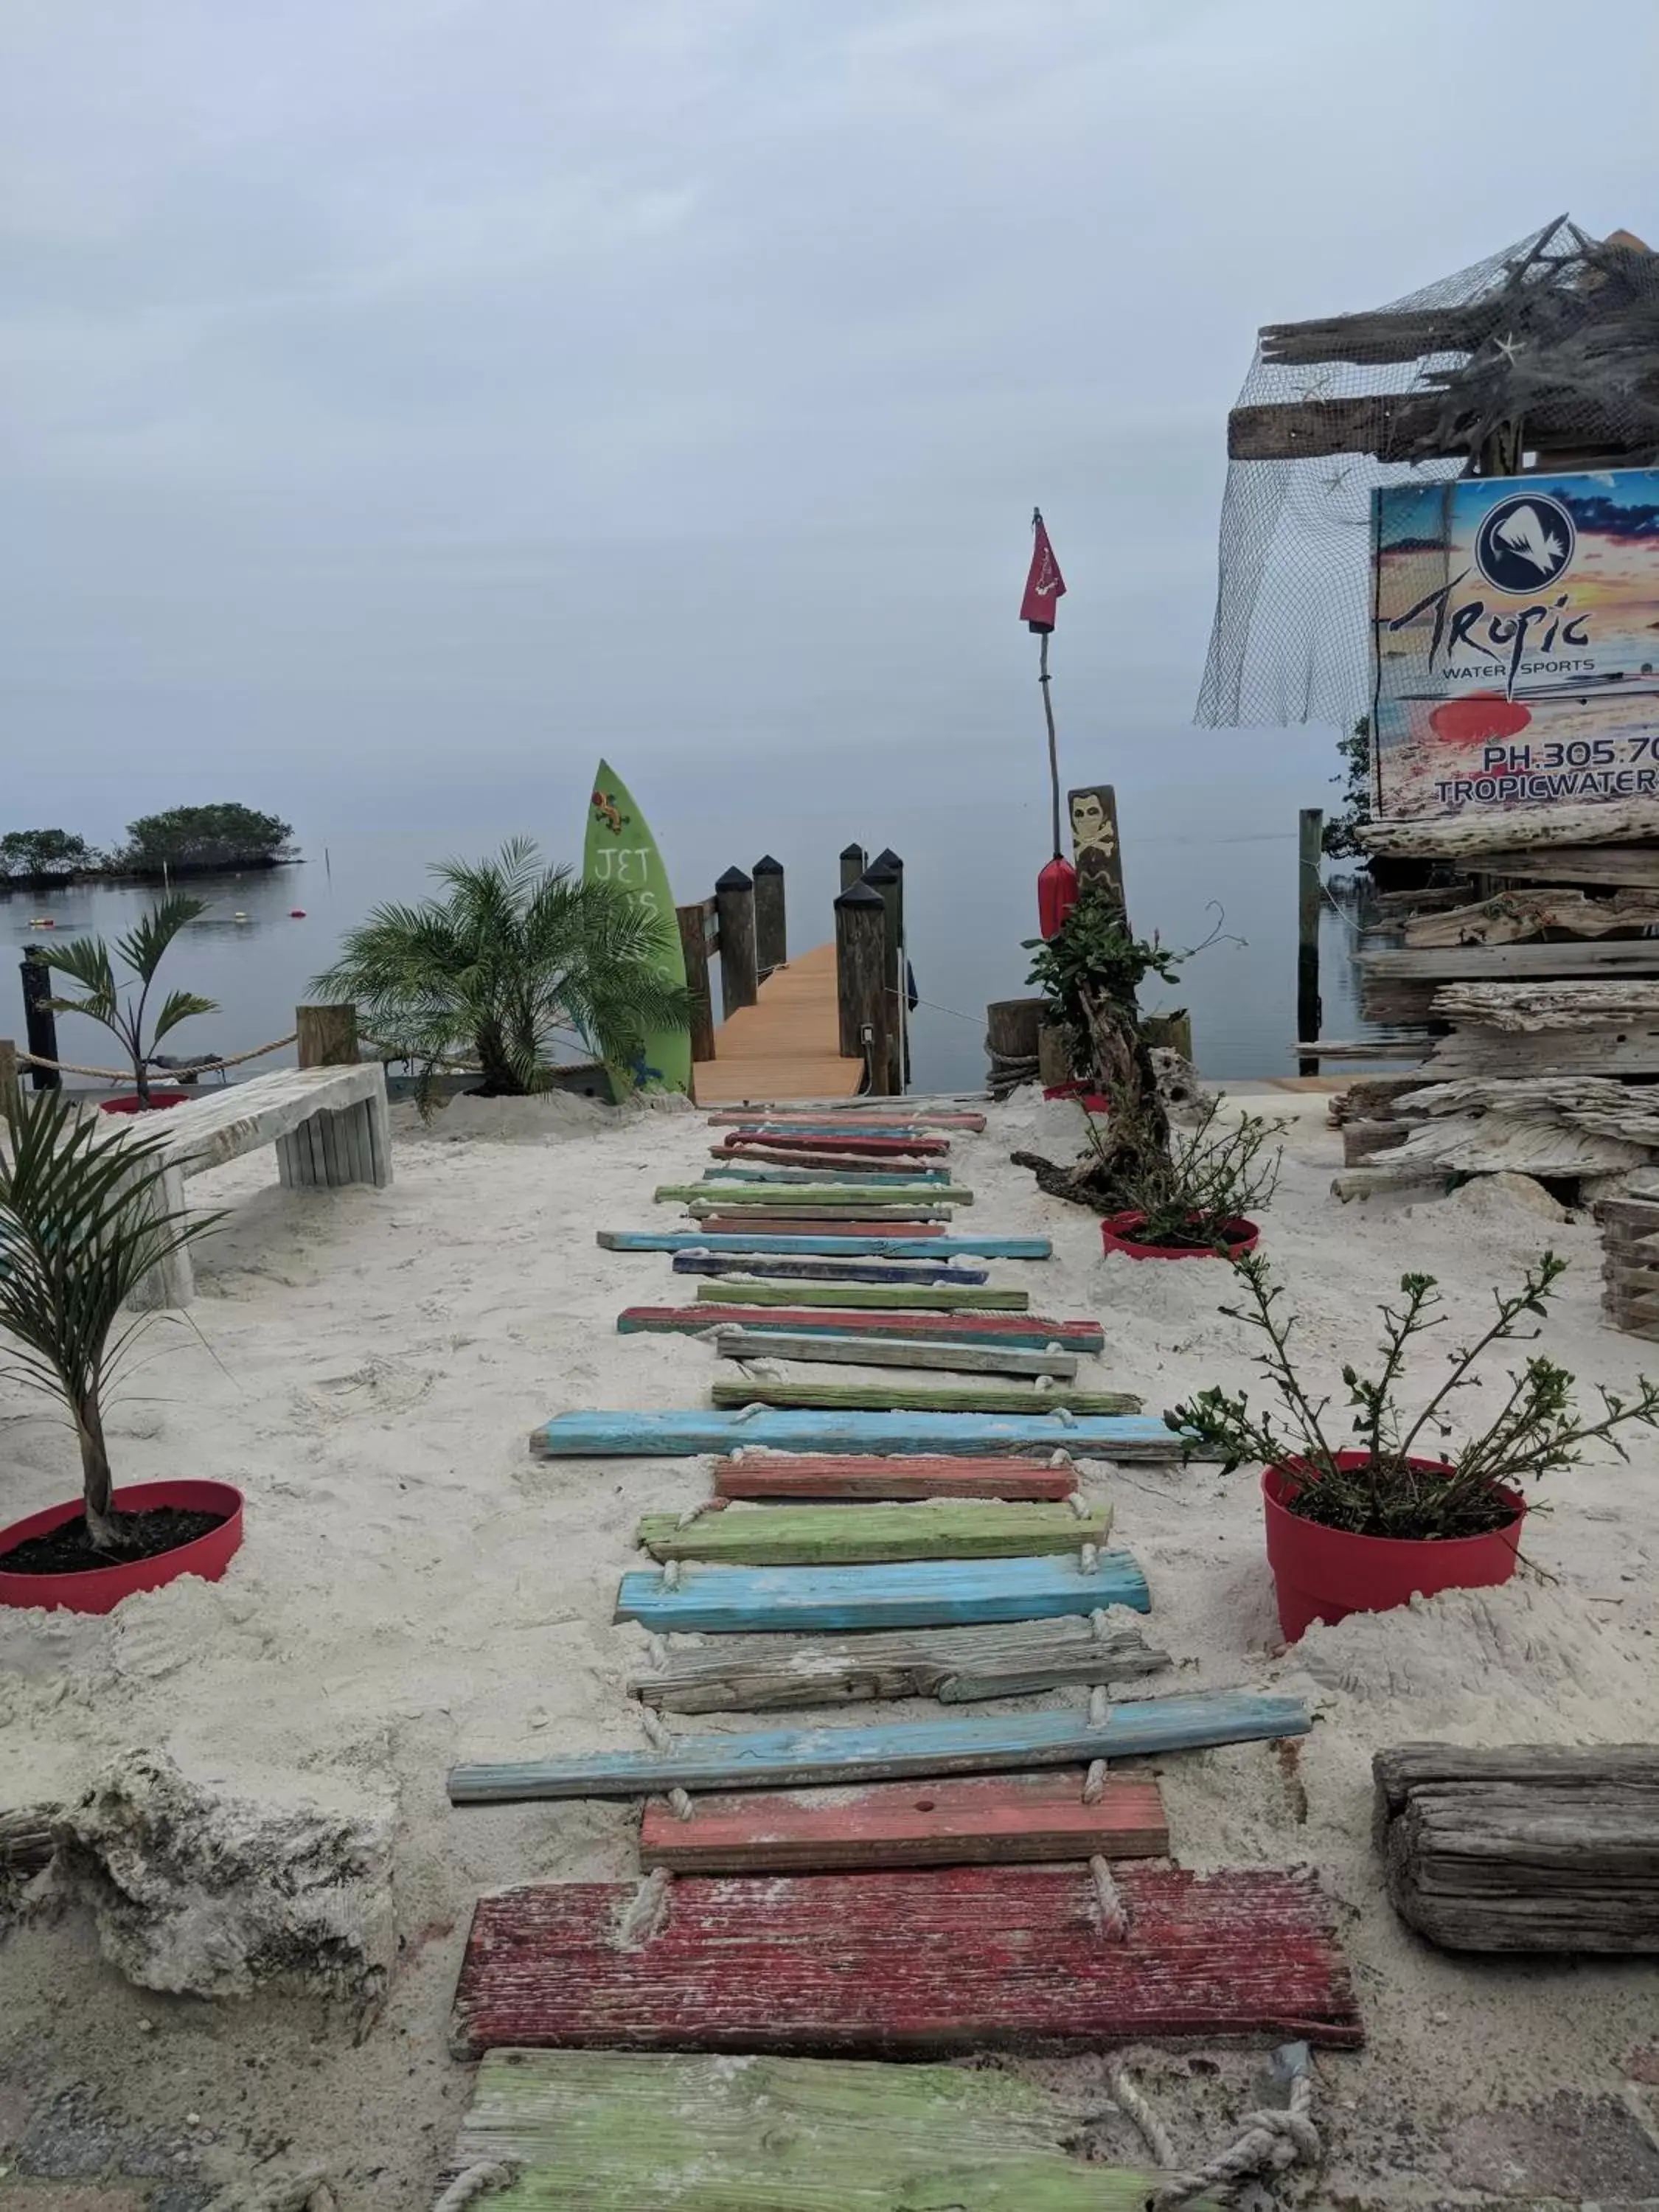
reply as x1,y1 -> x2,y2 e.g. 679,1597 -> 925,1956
132,1062 -> 392,1308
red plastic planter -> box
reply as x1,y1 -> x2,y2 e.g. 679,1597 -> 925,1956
0,1479 -> 244,1615
97,1091 -> 192,1116
1100,1213 -> 1258,1261
1262,1456 -> 1524,1642
1041,1082 -> 1110,1113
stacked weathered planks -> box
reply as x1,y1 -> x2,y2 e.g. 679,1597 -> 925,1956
1375,1743 -> 1659,1951
1593,1180 -> 1659,1338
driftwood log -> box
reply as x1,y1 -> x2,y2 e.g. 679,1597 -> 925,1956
0,1806 -> 58,1913
1357,801 -> 1659,860
1011,985 -> 1169,1210
1375,1744 -> 1659,1952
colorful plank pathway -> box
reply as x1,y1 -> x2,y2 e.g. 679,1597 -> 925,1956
619,1304 -> 1100,1347
706,1380 -> 1142,1413
712,1451 -> 1077,1498
532,1408 -> 1183,1459
671,1250 -> 992,1285
692,1276 -> 1026,1308
451,1863 -> 1361,2054
634,1499 -> 1113,1565
599,1231 -> 1049,1257
615,1550 -> 1152,1632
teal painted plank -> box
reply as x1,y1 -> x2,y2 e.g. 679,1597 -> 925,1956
532,1409 -> 1184,1461
447,1688 -> 1309,1801
616,1551 -> 1149,1632
599,1231 -> 1050,1258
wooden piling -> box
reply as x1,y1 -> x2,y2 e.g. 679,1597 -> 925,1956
715,868 -> 759,1019
19,951 -> 60,1091
839,844 -> 868,893
1297,809 -> 1324,1076
296,1004 -> 360,1068
677,903 -> 717,1062
835,880 -> 891,1093
0,1037 -> 17,1125
753,855 -> 787,979
872,849 -> 909,1083
864,858 -> 902,1093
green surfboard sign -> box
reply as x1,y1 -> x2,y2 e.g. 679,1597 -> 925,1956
583,759 -> 692,1098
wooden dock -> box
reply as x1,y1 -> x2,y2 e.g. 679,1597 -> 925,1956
694,945 -> 864,1105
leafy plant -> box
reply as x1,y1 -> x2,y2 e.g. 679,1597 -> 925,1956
0,829 -> 97,880
313,837 -> 691,1103
1107,1095 -> 1282,1247
37,896 -> 217,1107
1167,1249 -> 1659,1540
1023,882 -> 1182,1068
0,1091 -> 223,1556
1322,715 -> 1374,860
122,804 -> 295,871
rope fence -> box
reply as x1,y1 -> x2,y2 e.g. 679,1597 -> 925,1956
13,1032 -> 299,1083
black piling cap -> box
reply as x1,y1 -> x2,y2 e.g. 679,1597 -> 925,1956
872,846 -> 903,872
715,866 -> 753,891
834,879 -> 884,910
839,842 -> 866,862
863,860 -> 898,888
752,854 -> 784,875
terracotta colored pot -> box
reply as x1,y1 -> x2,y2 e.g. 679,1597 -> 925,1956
1100,1212 -> 1258,1261
1262,1456 -> 1524,1642
0,1478 -> 244,1615
97,1091 -> 192,1116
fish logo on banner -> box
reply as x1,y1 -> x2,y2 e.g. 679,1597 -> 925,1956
1475,494 -> 1577,592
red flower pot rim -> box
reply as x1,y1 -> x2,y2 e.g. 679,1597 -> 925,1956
1041,1082 -> 1110,1112
97,1091 -> 192,1116
1100,1212 -> 1259,1262
1265,1454 -> 1525,1541
0,1478 -> 244,1616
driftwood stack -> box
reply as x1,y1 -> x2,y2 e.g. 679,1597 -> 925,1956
1375,1743 -> 1659,1952
1593,1180 -> 1659,1338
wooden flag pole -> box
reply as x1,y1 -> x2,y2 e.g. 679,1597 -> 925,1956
1038,627 -> 1061,858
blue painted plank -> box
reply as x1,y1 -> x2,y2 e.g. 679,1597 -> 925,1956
447,1688 -> 1309,1801
533,1408 -> 1182,1461
599,1231 -> 1050,1259
614,1550 -> 1149,1632
672,1253 -> 991,1286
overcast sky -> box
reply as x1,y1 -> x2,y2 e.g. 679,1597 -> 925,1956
2,0 -> 1655,891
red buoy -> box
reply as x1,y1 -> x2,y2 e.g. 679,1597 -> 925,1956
1037,855 -> 1077,940
289,908 -> 307,918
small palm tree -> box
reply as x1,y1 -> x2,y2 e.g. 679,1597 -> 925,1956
0,1091 -> 223,1556
313,838 -> 690,1099
38,895 -> 217,1107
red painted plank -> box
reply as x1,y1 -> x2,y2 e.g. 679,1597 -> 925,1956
695,1219 -> 948,1239
714,1455 -> 1077,1499
623,1308 -> 1105,1350
723,1133 -> 949,1158
707,1110 -> 987,1130
640,1770 -> 1167,1873
453,1865 -> 1361,2056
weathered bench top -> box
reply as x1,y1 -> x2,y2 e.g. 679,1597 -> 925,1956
143,1064 -> 387,1178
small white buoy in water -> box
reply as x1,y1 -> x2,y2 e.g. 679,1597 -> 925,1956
234,911 -> 248,923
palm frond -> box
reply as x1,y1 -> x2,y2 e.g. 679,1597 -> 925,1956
150,990 -> 220,1046
114,895 -> 209,984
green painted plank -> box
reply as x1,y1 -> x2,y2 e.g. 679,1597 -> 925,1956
583,759 -> 690,1098
658,1183 -> 973,1206
711,1380 -> 1142,1415
636,1500 -> 1113,1565
695,1279 -> 1030,1312
442,2049 -> 1210,2209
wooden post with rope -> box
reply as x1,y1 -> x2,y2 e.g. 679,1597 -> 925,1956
19,951 -> 60,1091
297,1004 -> 360,1068
834,881 -> 891,1094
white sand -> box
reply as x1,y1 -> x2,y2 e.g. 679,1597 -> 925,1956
1,1088 -> 1657,2203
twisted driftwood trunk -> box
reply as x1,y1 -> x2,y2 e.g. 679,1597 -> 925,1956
1012,985 -> 1171,1210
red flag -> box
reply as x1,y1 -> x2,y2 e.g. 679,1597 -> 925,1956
1020,508 -> 1066,632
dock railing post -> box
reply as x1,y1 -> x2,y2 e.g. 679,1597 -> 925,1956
1297,809 -> 1324,1076
872,846 -> 909,1087
863,857 -> 903,1093
677,903 -> 717,1061
835,880 -> 891,1093
20,950 -> 60,1091
839,843 -> 867,892
714,868 -> 759,1019
0,1038 -> 17,1126
296,1004 -> 360,1068
752,855 -> 787,979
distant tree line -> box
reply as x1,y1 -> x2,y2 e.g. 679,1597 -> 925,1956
0,805 -> 296,886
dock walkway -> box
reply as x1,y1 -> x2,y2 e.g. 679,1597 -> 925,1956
694,943 -> 864,1105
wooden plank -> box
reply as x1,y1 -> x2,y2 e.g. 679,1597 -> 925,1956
621,1305 -> 1100,1349
696,1278 -> 1028,1310
723,1130 -> 947,1158
707,1109 -> 987,1127
664,1182 -> 971,1205
685,1200 -> 956,1220
1402,887 -> 1659,948
693,1217 -> 951,1239
630,1620 -> 1165,1712
717,1146 -> 961,1175
709,1380 -> 1141,1415
714,1454 -> 1076,1500
532,1408 -> 1183,1462
697,942 -> 865,1106
1359,799 -> 1659,860
599,1231 -> 1051,1258
636,1500 -> 1112,1565
450,1862 -> 1358,2055
1467,845 -> 1659,888
710,1330 -> 1080,1379
709,1121 -> 973,1139
1360,940 -> 1659,985
703,1164 -> 956,1185
448,1688 -> 1308,1804
440,2048 -> 1211,2209
672,1251 -> 992,1287
641,1770 -> 1169,1872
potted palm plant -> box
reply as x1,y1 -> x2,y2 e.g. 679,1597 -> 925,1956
0,1089 -> 235,1614
1168,1250 -> 1659,1640
37,894 -> 217,1113
312,838 -> 690,1109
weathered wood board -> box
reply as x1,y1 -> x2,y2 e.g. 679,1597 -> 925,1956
709,1380 -> 1141,1415
693,1217 -> 952,1239
623,1304 -> 1095,1346
684,1200 -> 959,1223
721,1130 -> 949,1158
532,1408 -> 1184,1461
635,1500 -> 1112,1565
714,1453 -> 1076,1500
439,2048 -> 1207,2210
665,1182 -> 972,1206
695,1278 -> 1029,1311
707,1107 -> 987,1126
629,1618 -> 1166,1711
601,1231 -> 1051,1258
1360,940 -> 1659,987
1375,1742 -> 1659,1952
711,1329 -> 1080,1379
613,1550 -> 1153,1634
639,1770 -> 1170,1871
1402,887 -> 1659,948
714,1145 -> 959,1175
451,1863 -> 1359,2054
704,1162 -> 956,1185
671,1251 -> 992,1286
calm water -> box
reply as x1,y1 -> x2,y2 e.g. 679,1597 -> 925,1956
0,801 -> 1377,1096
